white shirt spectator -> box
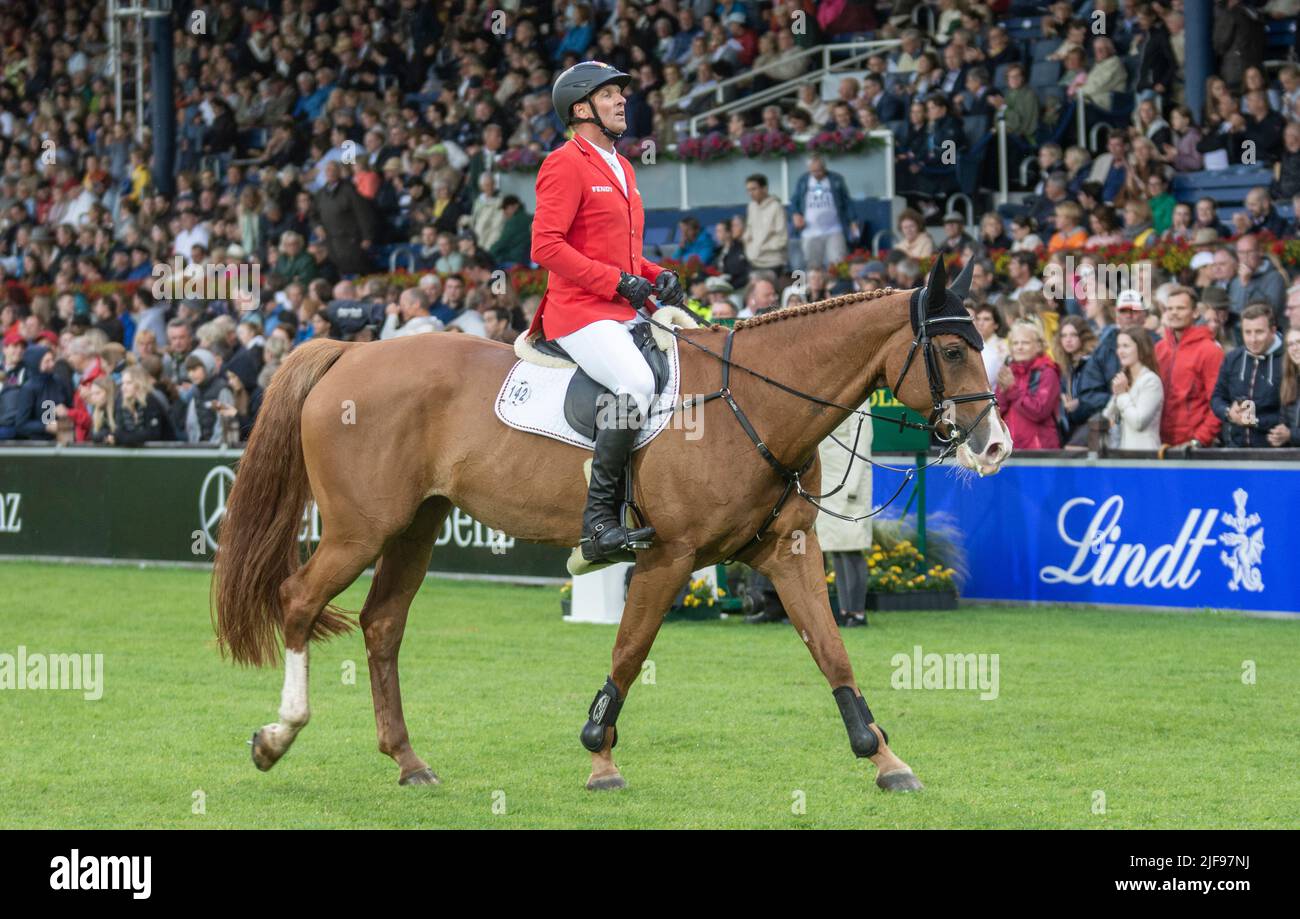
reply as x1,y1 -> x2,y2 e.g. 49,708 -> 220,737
1009,277 -> 1044,301
802,176 -> 842,238
60,188 -> 98,228
449,309 -> 487,337
982,336 -> 1009,389
380,313 -> 445,339
173,222 -> 212,263
1104,366 -> 1164,449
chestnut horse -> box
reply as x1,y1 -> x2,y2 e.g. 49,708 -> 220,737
212,259 -> 1011,794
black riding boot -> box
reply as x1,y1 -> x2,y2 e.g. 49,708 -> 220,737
580,393 -> 656,562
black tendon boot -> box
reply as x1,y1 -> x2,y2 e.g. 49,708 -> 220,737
580,392 -> 656,562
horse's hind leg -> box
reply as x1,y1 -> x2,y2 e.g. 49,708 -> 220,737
751,530 -> 923,793
250,533 -> 381,772
578,550 -> 697,791
360,496 -> 450,786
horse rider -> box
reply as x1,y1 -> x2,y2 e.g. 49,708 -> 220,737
528,61 -> 687,563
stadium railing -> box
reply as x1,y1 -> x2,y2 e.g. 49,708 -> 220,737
687,39 -> 902,137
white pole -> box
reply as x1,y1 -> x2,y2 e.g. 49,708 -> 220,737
997,112 -> 1008,205
134,10 -> 145,143
110,0 -> 122,123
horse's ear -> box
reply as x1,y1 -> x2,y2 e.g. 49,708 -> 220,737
949,255 -> 974,300
923,255 -> 947,312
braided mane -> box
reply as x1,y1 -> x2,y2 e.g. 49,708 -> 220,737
732,286 -> 902,330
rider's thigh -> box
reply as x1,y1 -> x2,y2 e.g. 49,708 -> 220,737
558,319 -> 655,415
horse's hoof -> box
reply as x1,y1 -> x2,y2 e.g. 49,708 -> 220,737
876,769 -> 924,792
585,773 -> 627,791
249,729 -> 279,772
399,767 -> 441,786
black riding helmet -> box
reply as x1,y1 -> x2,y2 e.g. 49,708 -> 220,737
552,61 -> 631,141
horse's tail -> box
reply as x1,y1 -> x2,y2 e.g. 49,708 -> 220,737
211,338 -> 353,667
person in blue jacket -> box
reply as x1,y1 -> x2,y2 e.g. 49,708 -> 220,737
1213,303 -> 1286,448
10,344 -> 74,439
671,216 -> 716,264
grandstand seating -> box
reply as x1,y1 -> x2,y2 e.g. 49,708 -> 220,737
640,198 -> 895,265
1266,18 -> 1298,57
1171,165 -> 1274,207
1028,59 -> 1061,90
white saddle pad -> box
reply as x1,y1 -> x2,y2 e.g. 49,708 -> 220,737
494,338 -> 681,451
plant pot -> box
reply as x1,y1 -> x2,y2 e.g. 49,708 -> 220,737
560,598 -> 571,616
666,601 -> 721,621
864,589 -> 958,612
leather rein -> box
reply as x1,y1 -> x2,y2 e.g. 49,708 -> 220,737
641,300 -> 997,564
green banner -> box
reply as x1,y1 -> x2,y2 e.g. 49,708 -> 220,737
0,448 -> 571,580
869,388 -> 931,452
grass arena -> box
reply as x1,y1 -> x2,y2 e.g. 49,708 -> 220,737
2,560 -> 1296,830
3,0 -> 1300,853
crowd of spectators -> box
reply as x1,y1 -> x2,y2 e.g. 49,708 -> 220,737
0,1 -> 1298,453
966,268 -> 1300,452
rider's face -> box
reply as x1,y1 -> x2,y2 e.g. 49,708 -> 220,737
584,83 -> 627,133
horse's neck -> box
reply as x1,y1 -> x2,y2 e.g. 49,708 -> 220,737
725,293 -> 911,470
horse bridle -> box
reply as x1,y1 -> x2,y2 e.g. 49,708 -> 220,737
891,290 -> 998,449
642,294 -> 999,562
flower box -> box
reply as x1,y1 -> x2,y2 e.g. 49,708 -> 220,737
665,602 -> 721,622
865,589 -> 958,612
668,573 -> 723,620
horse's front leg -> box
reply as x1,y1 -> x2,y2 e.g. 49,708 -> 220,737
577,549 -> 698,791
750,529 -> 923,792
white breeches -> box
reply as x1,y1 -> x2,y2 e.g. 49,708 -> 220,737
555,313 -> 656,418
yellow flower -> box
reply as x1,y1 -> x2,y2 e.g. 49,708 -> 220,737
707,598 -> 714,606
717,589 -> 726,597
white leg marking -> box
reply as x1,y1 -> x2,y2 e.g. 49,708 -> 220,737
278,648 -> 310,728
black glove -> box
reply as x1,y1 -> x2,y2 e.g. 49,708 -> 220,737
616,271 -> 653,309
653,270 -> 685,307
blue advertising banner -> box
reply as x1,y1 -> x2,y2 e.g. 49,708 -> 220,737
907,459 -> 1298,615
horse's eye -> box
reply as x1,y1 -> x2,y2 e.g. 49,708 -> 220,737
943,347 -> 962,361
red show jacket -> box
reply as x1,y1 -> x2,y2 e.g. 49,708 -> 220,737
528,135 -> 665,340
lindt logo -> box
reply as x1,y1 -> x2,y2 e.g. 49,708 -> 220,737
1040,495 -> 1220,590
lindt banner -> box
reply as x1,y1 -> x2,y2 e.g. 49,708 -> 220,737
915,461 -> 1297,615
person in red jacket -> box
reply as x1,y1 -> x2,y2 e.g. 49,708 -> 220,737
63,336 -> 105,443
1154,286 -> 1225,448
530,61 -> 687,563
996,320 -> 1062,450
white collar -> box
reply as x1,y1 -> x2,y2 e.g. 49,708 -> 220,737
576,133 -> 618,160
